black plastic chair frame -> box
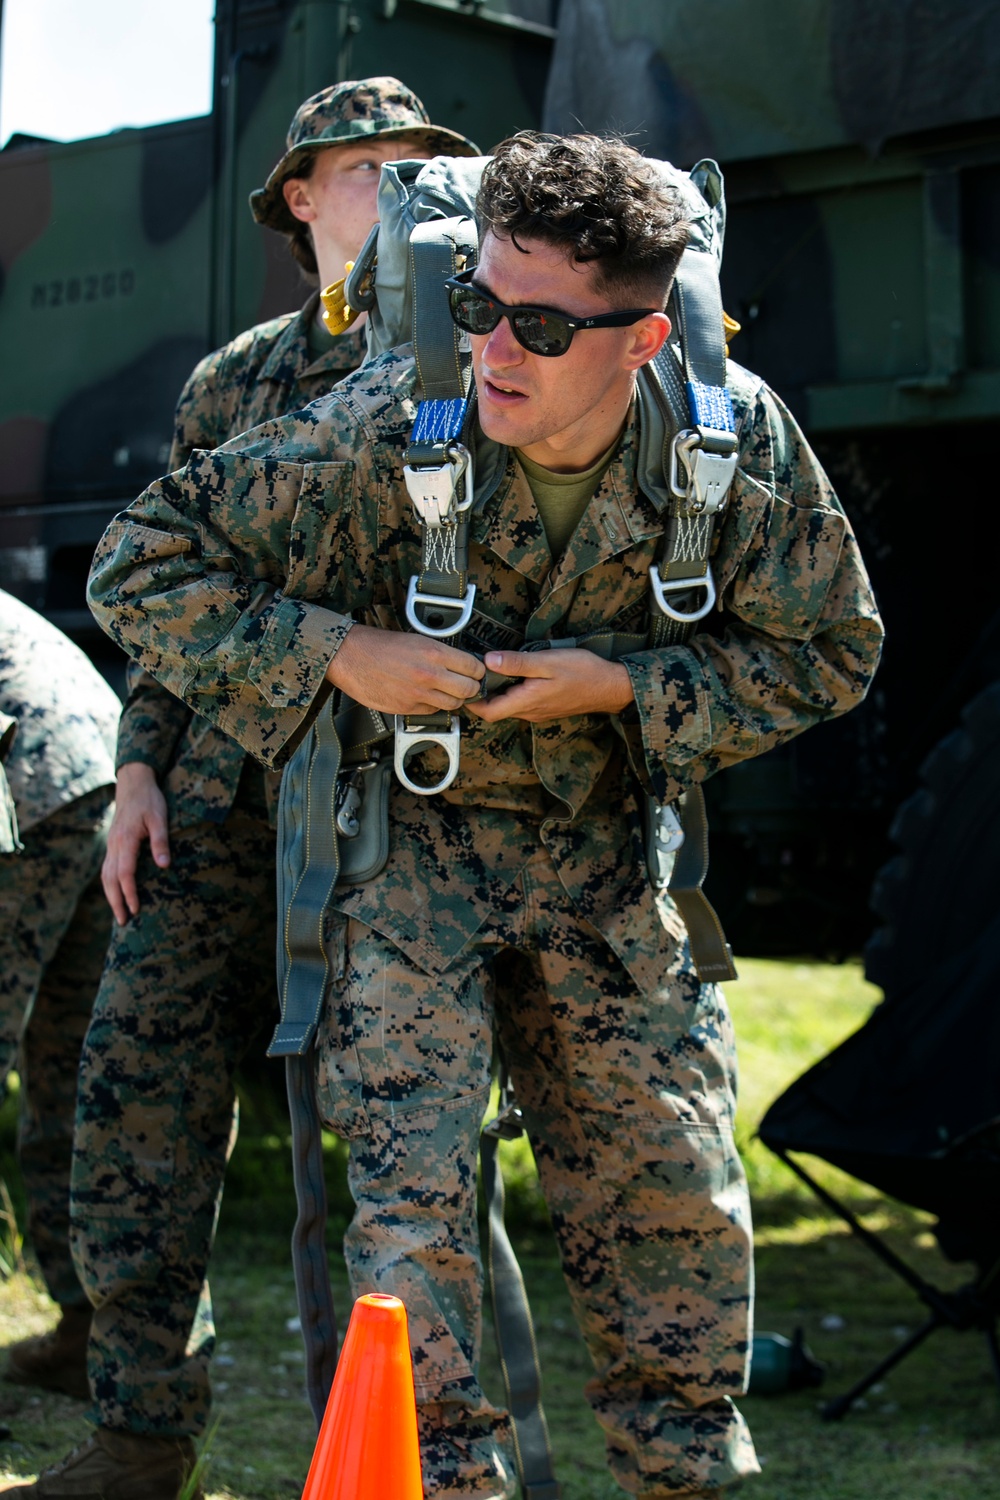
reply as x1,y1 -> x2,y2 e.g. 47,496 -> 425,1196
768,1147 -> 1000,1420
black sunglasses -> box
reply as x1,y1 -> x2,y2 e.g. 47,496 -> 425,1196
445,269 -> 659,358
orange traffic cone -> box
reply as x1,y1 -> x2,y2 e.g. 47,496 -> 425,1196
300,1293 -> 424,1500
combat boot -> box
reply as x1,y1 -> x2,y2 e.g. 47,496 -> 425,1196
0,1429 -> 204,1499
4,1307 -> 90,1401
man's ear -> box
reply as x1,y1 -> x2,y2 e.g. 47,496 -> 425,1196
625,312 -> 671,372
282,177 -> 317,225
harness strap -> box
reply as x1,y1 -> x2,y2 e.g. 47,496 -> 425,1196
270,695 -> 342,1058
410,220 -> 472,401
639,294 -> 739,983
673,253 -> 727,389
481,1071 -> 562,1500
399,396 -> 475,794
267,696 -> 343,1425
671,788 -> 737,982
286,1052 -> 338,1428
270,694 -> 394,1426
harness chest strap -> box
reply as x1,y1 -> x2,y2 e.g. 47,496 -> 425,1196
398,394 -> 475,795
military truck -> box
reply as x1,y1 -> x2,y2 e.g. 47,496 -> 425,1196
2,0 -> 997,961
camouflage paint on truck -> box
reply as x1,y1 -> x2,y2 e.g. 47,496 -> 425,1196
0,0 -> 555,630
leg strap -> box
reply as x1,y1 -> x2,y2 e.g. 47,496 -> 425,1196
481,1078 -> 562,1500
286,1052 -> 338,1429
671,786 -> 737,983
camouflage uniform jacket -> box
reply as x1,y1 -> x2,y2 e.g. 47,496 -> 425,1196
90,348 -> 884,984
0,590 -> 119,834
116,296 -> 365,828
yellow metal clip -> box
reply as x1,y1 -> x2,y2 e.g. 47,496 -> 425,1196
723,310 -> 741,357
320,262 -> 361,336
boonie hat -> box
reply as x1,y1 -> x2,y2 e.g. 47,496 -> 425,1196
251,76 -> 479,233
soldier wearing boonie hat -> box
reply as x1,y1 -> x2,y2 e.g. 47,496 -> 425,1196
251,75 -> 479,237
0,78 -> 478,1500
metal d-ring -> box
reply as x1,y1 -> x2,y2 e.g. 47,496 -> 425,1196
393,716 -> 461,795
648,564 -> 717,623
404,577 -> 477,638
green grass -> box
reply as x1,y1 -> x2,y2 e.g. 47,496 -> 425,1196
1,958 -> 998,1498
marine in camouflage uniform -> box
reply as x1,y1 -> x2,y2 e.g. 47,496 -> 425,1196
67,312 -> 358,1440
42,75 -> 479,1492
0,592 -> 118,1382
87,134 -> 883,1500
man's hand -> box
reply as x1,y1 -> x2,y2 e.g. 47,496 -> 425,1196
466,648 -> 635,723
102,761 -> 171,924
326,624 -> 485,716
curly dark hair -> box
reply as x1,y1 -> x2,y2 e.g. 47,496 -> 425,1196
477,132 -> 688,307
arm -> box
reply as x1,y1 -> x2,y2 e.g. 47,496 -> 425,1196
88,400 -> 483,762
101,761 -> 171,924
99,351 -> 234,923
101,659 -> 186,922
88,439 -> 354,766
618,383 -> 883,803
470,382 -> 883,803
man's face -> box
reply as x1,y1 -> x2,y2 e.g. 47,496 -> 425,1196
469,230 -> 667,472
284,134 -> 432,277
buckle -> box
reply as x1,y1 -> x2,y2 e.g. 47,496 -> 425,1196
403,442 -> 473,526
334,760 -> 377,839
481,1098 -> 525,1141
670,429 -> 737,515
404,576 -> 477,638
393,716 -> 461,795
649,564 -> 716,623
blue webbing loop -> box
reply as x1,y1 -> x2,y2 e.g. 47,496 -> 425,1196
685,378 -> 735,434
410,396 -> 469,446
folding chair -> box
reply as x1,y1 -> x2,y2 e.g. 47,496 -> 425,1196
758,912 -> 1000,1419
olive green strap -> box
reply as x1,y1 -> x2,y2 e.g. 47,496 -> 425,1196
482,1076 -> 562,1500
670,787 -> 737,983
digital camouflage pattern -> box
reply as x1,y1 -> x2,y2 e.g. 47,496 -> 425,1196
320,848 -> 755,1496
71,306 -> 365,1439
89,344 -> 882,1493
0,591 -> 119,833
0,597 -> 118,1313
250,76 -> 479,234
70,775 -> 275,1436
0,788 -> 114,1311
116,298 -> 365,830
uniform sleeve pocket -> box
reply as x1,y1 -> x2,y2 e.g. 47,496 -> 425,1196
728,497 -> 846,641
285,461 -> 357,598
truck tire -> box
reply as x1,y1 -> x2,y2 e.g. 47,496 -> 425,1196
864,678 -> 1000,997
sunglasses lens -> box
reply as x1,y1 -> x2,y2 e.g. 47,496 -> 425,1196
512,310 -> 572,356
449,286 -> 500,336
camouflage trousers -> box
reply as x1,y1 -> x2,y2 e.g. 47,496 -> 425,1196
317,844 -> 759,1500
70,771 -> 277,1435
0,786 -> 114,1309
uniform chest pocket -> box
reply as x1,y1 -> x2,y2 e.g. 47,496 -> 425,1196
728,496 -> 847,641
